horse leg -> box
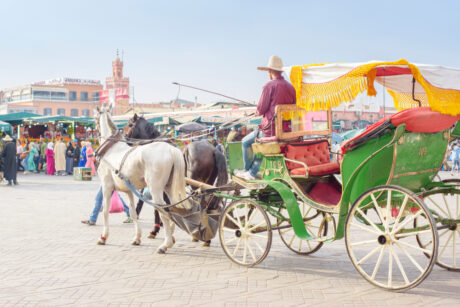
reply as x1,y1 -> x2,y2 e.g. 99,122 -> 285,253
98,187 -> 112,245
127,192 -> 141,245
157,212 -> 175,254
148,209 -> 161,239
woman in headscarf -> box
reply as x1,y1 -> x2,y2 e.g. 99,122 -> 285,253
46,142 -> 55,175
26,142 -> 38,173
85,141 -> 96,175
73,140 -> 80,168
65,141 -> 74,175
78,141 -> 87,167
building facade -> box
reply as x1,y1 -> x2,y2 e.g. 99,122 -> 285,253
0,78 -> 103,116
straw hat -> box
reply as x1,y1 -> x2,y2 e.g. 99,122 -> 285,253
257,55 -> 284,72
3,135 -> 12,142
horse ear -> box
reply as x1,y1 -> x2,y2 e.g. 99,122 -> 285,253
108,103 -> 113,113
134,113 -> 138,121
94,106 -> 100,116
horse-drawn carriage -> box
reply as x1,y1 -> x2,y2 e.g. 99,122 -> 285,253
96,60 -> 460,292
217,60 -> 460,291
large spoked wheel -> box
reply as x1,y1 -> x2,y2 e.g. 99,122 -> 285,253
219,199 -> 272,267
278,203 -> 327,255
419,179 -> 460,271
345,185 -> 438,291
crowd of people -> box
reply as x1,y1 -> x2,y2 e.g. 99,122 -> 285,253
0,136 -> 97,185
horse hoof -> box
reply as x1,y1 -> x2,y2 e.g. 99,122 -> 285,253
157,247 -> 166,254
201,241 -> 211,247
191,238 -> 199,242
97,240 -> 106,245
132,239 -> 141,246
172,236 -> 176,244
147,233 -> 156,239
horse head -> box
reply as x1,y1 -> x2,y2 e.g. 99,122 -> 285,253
125,113 -> 140,138
94,104 -> 116,141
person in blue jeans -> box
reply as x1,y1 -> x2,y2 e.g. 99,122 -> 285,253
81,187 -> 132,225
234,127 -> 266,180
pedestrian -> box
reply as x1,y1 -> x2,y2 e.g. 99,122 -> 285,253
80,186 -> 133,225
26,142 -> 38,173
32,142 -> 40,173
451,143 -> 460,175
1,135 -> 18,185
234,55 -> 296,180
54,138 -> 66,175
38,138 -> 47,173
16,139 -> 24,171
78,141 -> 87,167
85,141 -> 96,175
23,141 -> 31,173
73,140 -> 81,167
46,142 -> 55,175
65,141 -> 75,175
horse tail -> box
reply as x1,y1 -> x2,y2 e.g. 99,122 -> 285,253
213,150 -> 228,187
168,146 -> 190,209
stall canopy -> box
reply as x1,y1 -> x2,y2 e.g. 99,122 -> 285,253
287,59 -> 460,115
0,120 -> 13,135
0,112 -> 41,125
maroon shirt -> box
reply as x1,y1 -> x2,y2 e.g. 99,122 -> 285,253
257,75 -> 296,136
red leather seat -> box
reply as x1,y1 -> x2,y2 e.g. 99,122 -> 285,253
284,140 -> 340,176
341,107 -> 460,154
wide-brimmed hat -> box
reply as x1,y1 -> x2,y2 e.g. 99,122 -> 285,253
257,55 -> 284,72
3,135 -> 12,142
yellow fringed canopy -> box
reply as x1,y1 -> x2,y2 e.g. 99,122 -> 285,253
288,59 -> 460,115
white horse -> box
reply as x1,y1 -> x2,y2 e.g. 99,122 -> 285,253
94,104 -> 191,253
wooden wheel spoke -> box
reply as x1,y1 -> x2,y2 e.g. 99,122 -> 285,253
243,238 -> 248,263
370,193 -> 386,228
453,230 -> 456,267
225,237 -> 239,245
395,241 -> 424,273
223,227 -> 236,233
398,240 -> 432,255
245,239 -> 257,262
357,245 -> 382,265
351,221 -> 382,236
391,195 -> 409,232
371,245 -> 386,280
442,194 -> 453,218
439,228 -> 450,238
393,246 -> 410,284
288,233 -> 296,246
232,237 -> 243,257
298,237 -> 303,252
280,228 -> 293,235
250,233 -> 268,240
248,220 -> 266,232
351,239 -> 377,247
244,204 -> 249,226
252,238 -> 266,254
247,207 -> 257,224
395,229 -> 432,238
388,244 -> 393,288
427,196 -> 449,217
439,231 -> 454,257
391,210 -> 424,235
306,239 -> 312,251
385,190 -> 392,232
226,212 -> 243,229
356,207 -> 384,234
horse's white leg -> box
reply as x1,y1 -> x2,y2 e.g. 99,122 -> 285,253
98,187 -> 112,245
157,212 -> 174,254
127,192 -> 141,245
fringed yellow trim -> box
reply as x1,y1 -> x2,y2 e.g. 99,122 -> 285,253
290,59 -> 460,115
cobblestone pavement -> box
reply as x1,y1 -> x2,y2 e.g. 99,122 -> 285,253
0,173 -> 459,306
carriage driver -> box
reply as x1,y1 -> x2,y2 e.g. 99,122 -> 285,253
234,55 -> 296,180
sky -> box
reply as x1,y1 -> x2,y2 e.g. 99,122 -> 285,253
1,0 -> 460,105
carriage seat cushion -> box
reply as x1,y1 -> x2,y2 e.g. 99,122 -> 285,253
390,107 -> 460,133
285,140 -> 340,176
341,107 -> 460,154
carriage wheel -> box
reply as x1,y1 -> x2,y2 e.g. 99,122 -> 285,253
219,199 -> 272,266
418,179 -> 460,271
277,203 -> 327,255
345,185 -> 438,291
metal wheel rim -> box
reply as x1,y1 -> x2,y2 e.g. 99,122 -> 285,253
219,199 -> 272,267
345,185 -> 438,291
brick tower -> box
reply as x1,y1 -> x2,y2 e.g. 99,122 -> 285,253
105,55 -> 130,115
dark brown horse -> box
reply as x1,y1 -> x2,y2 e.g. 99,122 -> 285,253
125,114 -> 228,243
